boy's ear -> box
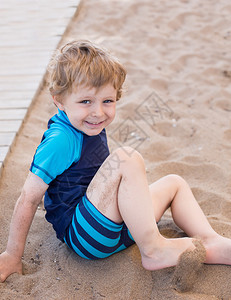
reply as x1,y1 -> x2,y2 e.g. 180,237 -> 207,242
53,96 -> 64,111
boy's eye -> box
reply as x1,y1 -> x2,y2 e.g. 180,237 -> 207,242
104,99 -> 114,103
80,100 -> 91,104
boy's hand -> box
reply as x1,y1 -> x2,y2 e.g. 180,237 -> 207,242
0,251 -> 23,282
0,172 -> 48,283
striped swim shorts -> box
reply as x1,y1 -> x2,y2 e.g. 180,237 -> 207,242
64,195 -> 135,259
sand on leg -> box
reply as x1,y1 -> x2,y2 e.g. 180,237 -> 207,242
86,147 -> 195,270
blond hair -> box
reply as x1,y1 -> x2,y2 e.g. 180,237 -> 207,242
48,40 -> 126,102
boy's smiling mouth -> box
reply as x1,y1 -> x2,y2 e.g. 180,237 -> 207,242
85,120 -> 105,126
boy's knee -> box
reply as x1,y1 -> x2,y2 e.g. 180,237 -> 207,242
111,147 -> 145,174
165,174 -> 187,188
113,147 -> 144,164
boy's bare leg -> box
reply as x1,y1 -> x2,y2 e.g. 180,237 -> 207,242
149,175 -> 231,265
87,147 -> 195,270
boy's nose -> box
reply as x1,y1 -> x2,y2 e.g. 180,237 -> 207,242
91,104 -> 104,117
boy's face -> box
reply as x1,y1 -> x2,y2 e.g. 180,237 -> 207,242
54,84 -> 117,136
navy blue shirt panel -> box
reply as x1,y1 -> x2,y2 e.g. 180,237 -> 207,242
30,110 -> 110,241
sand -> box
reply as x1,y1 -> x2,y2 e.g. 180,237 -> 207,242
172,240 -> 206,292
1,0 -> 231,299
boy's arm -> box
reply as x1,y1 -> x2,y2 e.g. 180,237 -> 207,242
0,172 -> 48,282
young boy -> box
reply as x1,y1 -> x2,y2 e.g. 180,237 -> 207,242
0,40 -> 231,282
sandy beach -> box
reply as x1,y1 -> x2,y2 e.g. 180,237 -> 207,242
1,0 -> 231,298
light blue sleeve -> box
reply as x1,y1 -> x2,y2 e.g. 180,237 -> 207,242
30,129 -> 82,184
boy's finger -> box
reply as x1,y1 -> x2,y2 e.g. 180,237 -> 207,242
0,273 -> 6,283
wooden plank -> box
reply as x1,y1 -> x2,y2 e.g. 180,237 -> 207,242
0,146 -> 9,162
0,109 -> 27,120
0,120 -> 22,132
0,132 -> 16,146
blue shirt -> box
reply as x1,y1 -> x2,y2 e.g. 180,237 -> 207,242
30,110 -> 110,241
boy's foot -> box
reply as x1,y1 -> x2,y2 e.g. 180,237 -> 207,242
141,237 -> 196,271
204,235 -> 231,265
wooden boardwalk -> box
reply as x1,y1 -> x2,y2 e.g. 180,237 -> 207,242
0,0 -> 80,174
